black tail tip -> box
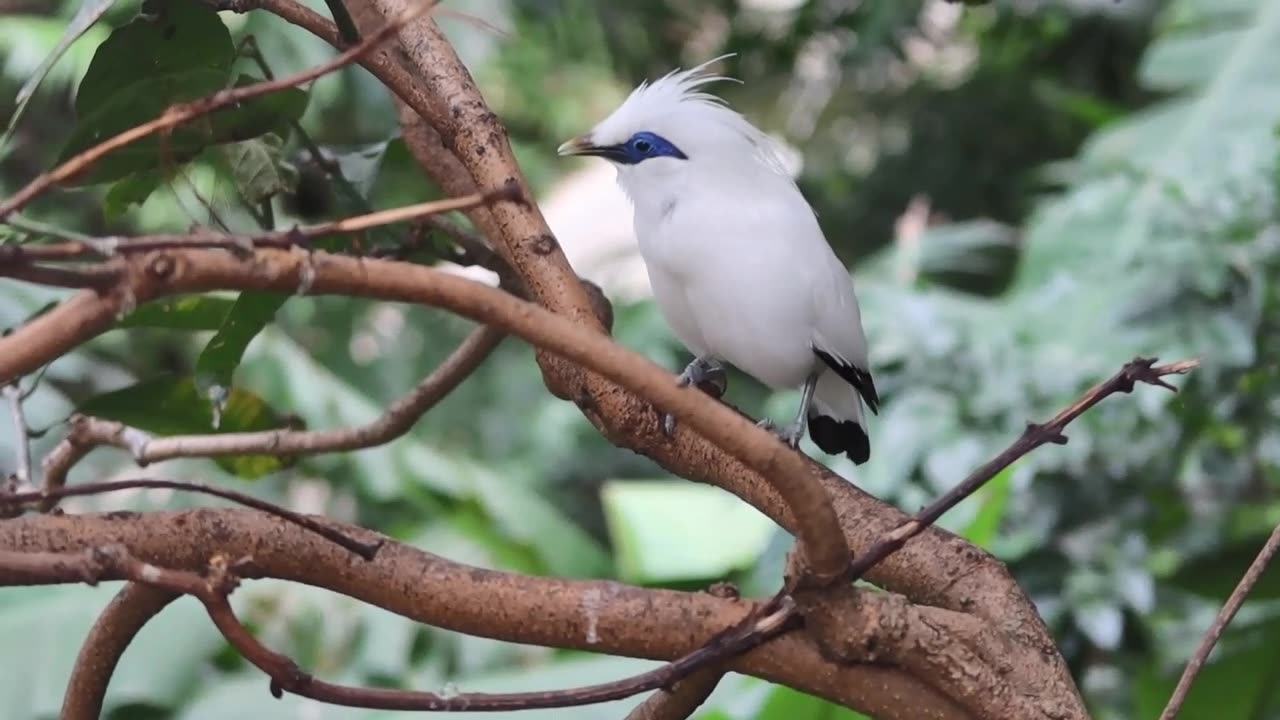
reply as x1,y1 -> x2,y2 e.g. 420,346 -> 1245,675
808,414 -> 870,465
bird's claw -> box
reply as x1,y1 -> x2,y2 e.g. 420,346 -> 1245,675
757,418 -> 804,449
662,357 -> 725,438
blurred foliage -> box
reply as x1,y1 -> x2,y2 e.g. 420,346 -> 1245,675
2,0 -> 1280,719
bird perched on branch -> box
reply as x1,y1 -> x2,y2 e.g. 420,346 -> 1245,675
558,59 -> 878,464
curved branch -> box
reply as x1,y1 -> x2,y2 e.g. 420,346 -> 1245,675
0,509 -> 968,720
63,583 -> 179,720
39,325 -> 502,492
0,248 -> 852,587
624,669 -> 723,720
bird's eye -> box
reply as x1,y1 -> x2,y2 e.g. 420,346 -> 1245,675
632,138 -> 653,154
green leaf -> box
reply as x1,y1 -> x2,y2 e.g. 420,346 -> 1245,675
77,375 -> 294,478
210,75 -> 309,145
59,0 -> 236,184
115,295 -> 237,331
195,292 -> 286,396
103,169 -> 164,220
221,133 -> 299,206
601,480 -> 775,583
0,0 -> 116,156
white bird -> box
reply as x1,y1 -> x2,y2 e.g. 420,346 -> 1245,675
557,59 -> 878,464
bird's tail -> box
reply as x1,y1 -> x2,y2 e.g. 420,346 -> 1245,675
808,371 -> 871,464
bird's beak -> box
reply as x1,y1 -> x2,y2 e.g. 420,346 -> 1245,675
557,135 -> 598,157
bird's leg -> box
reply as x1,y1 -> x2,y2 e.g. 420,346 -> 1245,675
661,355 -> 724,437
758,370 -> 819,449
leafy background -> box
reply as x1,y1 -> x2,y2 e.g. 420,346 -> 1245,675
2,0 -> 1280,718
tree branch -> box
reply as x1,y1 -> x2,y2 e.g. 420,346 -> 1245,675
63,583 -> 179,720
3,478 -> 381,559
39,325 -> 502,495
624,669 -> 723,720
0,510 -> 968,719
0,247 -> 853,589
1160,520 -> 1280,719
842,357 -> 1199,583
3,381 -> 32,490
0,188 -> 512,264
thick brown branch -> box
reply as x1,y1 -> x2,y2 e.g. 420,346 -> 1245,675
0,510 -> 968,719
64,583 -> 179,720
39,325 -> 502,494
1160,521 -> 1280,719
3,477 -> 381,559
0,0 -> 440,219
0,248 -> 851,587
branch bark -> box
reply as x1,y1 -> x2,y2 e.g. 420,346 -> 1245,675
0,509 -> 968,720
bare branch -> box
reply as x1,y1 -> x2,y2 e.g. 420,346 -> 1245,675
3,382 -> 32,490
0,0 -> 442,220
3,477 -> 382,559
0,188 -> 514,264
0,248 -> 853,589
64,583 -> 179,720
624,669 -> 722,720
842,357 -> 1199,584
1160,521 -> 1280,719
39,325 -> 501,497
0,511 -> 967,719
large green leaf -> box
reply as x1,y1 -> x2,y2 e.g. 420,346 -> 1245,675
59,0 -> 234,185
194,293 -> 287,397
59,4 -> 309,185
601,480 -> 775,583
77,375 -> 295,478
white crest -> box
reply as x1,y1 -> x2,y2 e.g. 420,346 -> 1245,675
587,55 -> 790,177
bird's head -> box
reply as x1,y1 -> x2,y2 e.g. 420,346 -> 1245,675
558,57 -> 787,192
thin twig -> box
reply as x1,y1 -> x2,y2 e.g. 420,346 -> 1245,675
39,326 -> 502,493
2,478 -> 382,559
0,188 -> 514,265
200,585 -> 794,711
1160,522 -> 1280,720
3,382 -> 32,489
0,0 -> 442,220
845,357 -> 1199,582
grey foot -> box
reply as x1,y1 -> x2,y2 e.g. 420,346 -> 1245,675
757,417 -> 805,449
662,357 -> 724,437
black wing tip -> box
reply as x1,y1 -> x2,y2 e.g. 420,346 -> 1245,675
808,414 -> 870,465
813,349 -> 880,415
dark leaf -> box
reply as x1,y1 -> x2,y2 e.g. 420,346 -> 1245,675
103,170 -> 164,221
221,133 -> 299,206
78,375 -> 293,478
195,292 -> 286,395
59,0 -> 234,184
